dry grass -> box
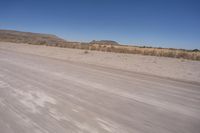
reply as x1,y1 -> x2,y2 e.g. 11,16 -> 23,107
0,29 -> 199,60
81,44 -> 200,61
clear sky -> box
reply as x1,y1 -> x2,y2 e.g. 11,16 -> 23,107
0,0 -> 200,49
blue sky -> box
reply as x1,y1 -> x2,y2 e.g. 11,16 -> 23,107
0,0 -> 200,49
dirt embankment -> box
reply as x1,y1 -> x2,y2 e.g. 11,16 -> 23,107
0,42 -> 200,83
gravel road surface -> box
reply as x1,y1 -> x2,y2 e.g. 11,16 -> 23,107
0,49 -> 200,133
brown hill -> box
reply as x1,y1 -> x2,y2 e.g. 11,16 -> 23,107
0,29 -> 68,45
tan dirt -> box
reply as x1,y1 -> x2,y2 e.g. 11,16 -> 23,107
0,42 -> 200,83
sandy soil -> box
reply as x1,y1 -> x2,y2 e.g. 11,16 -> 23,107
0,42 -> 200,83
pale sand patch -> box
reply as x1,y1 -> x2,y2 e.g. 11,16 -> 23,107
12,89 -> 56,113
0,42 -> 200,83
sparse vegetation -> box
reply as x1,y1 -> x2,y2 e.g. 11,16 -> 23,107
0,30 -> 199,61
84,50 -> 89,54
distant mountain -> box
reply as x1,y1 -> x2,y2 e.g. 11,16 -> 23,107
0,29 -> 67,45
0,29 -> 120,49
90,40 -> 119,45
0,30 -> 119,46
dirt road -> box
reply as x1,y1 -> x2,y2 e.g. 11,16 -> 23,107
0,49 -> 200,133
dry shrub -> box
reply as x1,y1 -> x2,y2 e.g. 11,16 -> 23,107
1,30 -> 199,60
84,50 -> 89,54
